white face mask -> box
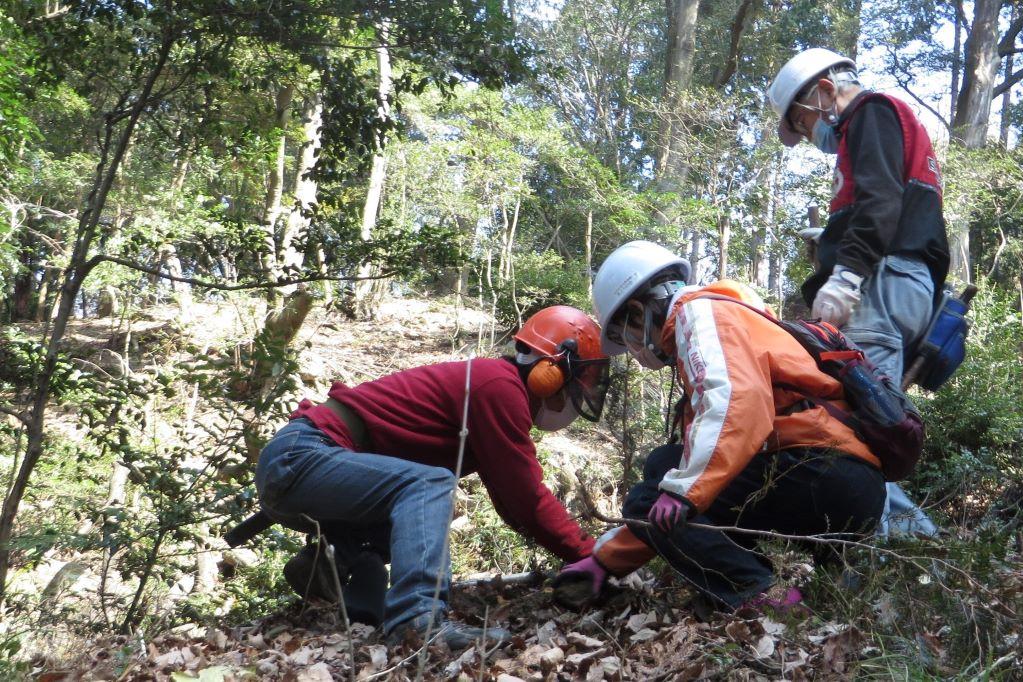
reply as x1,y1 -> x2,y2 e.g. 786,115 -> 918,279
533,398 -> 580,431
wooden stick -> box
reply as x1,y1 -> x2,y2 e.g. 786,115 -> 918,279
574,472 -> 1016,617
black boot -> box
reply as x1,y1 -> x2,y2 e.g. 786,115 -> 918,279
283,542 -> 342,603
341,551 -> 388,627
284,543 -> 388,627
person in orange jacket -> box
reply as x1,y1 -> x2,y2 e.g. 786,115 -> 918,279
555,241 -> 887,612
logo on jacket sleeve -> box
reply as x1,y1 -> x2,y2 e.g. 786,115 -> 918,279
927,156 -> 942,189
832,167 -> 845,199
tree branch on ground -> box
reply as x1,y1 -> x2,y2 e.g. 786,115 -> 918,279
575,472 -> 1017,618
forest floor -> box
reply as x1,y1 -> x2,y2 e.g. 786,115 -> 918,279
12,294 -> 1023,680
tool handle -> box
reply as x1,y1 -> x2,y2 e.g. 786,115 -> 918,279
224,510 -> 274,547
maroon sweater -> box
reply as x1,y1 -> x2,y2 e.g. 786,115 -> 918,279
292,358 -> 594,562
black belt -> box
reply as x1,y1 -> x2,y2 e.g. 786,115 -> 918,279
322,397 -> 371,451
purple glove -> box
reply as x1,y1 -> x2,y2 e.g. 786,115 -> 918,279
648,492 -> 686,533
557,555 -> 607,594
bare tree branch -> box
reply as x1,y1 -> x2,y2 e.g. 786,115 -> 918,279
885,45 -> 952,132
998,8 -> 1023,56
0,406 -> 29,425
575,472 -> 1017,617
91,254 -> 396,291
714,0 -> 756,89
993,65 -> 1023,97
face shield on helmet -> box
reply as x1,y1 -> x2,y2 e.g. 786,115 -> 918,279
515,338 -> 610,426
606,299 -> 670,370
513,305 -> 610,429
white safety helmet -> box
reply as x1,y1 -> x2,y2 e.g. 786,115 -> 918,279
592,240 -> 691,355
767,48 -> 857,147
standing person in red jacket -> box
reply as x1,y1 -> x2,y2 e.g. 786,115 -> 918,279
255,306 -> 609,649
768,48 -> 950,537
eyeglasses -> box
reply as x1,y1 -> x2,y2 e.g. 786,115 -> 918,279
786,85 -> 824,138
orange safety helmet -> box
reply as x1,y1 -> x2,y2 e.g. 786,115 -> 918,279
513,306 -> 610,422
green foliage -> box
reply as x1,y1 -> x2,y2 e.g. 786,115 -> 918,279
499,250 -> 590,320
913,281 -> 1023,513
0,11 -> 36,170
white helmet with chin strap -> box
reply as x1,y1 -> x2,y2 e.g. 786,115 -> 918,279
592,240 -> 691,359
768,48 -> 857,147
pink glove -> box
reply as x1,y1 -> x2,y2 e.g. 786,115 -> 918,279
648,492 -> 686,533
556,555 -> 607,594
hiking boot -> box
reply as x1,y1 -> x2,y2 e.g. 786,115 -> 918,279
386,613 -> 511,650
284,543 -> 341,603
284,544 -> 388,627
342,551 -> 387,628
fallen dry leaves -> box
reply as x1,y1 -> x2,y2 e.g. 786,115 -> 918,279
29,569 -> 975,681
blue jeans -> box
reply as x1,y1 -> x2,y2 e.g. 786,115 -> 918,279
255,418 -> 456,633
844,254 -> 933,381
843,254 -> 938,538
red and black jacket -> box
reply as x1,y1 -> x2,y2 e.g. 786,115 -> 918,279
802,91 -> 950,306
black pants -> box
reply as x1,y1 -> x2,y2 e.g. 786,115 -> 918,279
622,444 -> 886,609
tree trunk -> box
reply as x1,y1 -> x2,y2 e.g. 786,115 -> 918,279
354,26 -> 393,319
717,213 -> 730,279
34,266 -> 56,322
260,83 -> 295,289
687,228 -> 702,283
952,0 -> 1001,146
951,2 -> 963,123
280,92 -> 322,284
1000,5 -> 1017,149
948,0 -> 1002,284
11,230 -> 36,320
585,210 -> 594,300
657,0 -> 702,176
251,286 -> 315,388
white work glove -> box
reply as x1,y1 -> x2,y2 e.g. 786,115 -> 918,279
811,265 -> 864,326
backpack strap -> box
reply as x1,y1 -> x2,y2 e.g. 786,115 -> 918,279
687,292 -> 859,428
774,381 -> 862,433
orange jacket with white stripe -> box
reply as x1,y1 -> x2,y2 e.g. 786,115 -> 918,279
594,280 -> 880,576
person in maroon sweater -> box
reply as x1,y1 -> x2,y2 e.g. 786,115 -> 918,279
254,306 -> 609,649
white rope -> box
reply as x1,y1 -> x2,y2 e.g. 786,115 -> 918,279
416,354 -> 474,679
